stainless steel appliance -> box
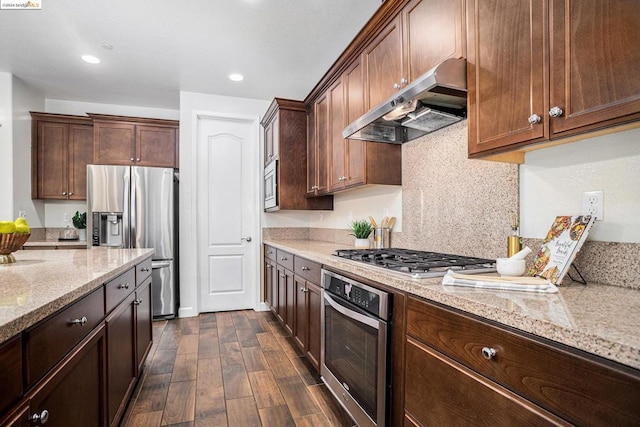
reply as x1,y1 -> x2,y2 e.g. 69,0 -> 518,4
321,269 -> 391,427
264,159 -> 277,211
343,58 -> 467,144
87,165 -> 178,318
334,248 -> 496,279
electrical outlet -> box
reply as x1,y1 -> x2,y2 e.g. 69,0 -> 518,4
582,191 -> 604,220
64,212 -> 69,222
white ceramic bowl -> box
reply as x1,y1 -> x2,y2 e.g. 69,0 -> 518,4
496,258 -> 526,277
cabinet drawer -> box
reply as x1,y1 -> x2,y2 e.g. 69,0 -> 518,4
136,257 -> 152,286
294,256 -> 321,284
406,296 -> 640,425
105,268 -> 136,313
276,249 -> 294,271
264,245 -> 277,262
0,336 -> 22,417
24,286 -> 105,389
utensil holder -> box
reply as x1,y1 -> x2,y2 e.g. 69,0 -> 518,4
374,228 -> 390,249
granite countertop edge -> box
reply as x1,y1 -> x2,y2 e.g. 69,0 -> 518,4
264,239 -> 640,371
0,248 -> 154,344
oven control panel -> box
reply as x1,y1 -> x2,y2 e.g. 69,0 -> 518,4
322,270 -> 389,319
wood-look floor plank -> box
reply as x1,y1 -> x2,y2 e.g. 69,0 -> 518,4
241,346 -> 269,372
217,325 -> 238,344
225,396 -> 261,427
220,341 -> 244,367
197,357 -> 223,389
172,353 -> 198,382
158,328 -> 181,350
177,334 -> 199,355
131,373 -> 172,414
150,349 -> 177,375
216,312 -> 234,328
249,318 -> 266,334
126,410 -> 164,427
276,375 -> 322,419
256,332 -> 282,352
162,380 -> 196,425
181,317 -> 200,335
248,370 -> 286,409
289,355 -> 323,386
222,364 -> 252,400
307,384 -> 355,427
231,312 -> 252,330
198,328 -> 220,359
263,350 -> 298,379
277,335 -> 305,357
258,405 -> 296,427
195,385 -> 226,424
236,328 -> 259,348
294,412 -> 334,427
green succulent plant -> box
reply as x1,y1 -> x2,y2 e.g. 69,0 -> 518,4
349,219 -> 373,239
72,211 -> 87,229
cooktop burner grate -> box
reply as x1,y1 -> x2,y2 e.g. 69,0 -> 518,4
333,248 -> 496,278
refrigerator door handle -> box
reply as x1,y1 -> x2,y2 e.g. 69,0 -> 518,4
152,261 -> 172,269
129,169 -> 136,248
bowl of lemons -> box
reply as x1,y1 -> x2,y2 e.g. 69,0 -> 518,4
0,217 -> 31,264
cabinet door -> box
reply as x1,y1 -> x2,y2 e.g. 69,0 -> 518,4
549,0 -> 640,136
403,0 -> 465,82
344,59 -> 366,188
404,337 -> 566,426
306,106 -> 317,195
312,93 -> 330,194
293,276 -> 308,352
264,259 -> 274,309
467,0 -> 547,155
364,15 -> 403,108
264,118 -> 274,165
135,277 -> 152,375
106,292 -> 136,426
284,268 -> 295,336
306,281 -> 322,371
328,78 -> 346,192
1,401 -> 29,427
37,122 -> 68,199
136,125 -> 177,167
0,336 -> 22,417
276,266 -> 287,324
93,122 -> 136,165
67,124 -> 93,200
28,325 -> 106,427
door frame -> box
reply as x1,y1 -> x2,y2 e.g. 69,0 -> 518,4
191,111 -> 262,315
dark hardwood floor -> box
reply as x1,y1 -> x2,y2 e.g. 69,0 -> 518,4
121,310 -> 355,426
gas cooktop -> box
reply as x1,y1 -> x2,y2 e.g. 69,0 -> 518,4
333,248 -> 496,279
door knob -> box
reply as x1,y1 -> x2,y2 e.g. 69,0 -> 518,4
241,236 -> 252,242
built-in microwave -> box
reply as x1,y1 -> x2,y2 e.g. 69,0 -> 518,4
264,159 -> 277,211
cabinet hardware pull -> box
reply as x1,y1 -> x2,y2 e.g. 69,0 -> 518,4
266,265 -> 272,269
136,158 -> 141,162
301,266 -> 310,271
393,83 -> 400,89
311,185 -> 319,190
482,347 -> 497,360
68,192 -> 73,196
117,283 -> 130,290
280,257 -> 288,261
400,78 -> 408,86
140,267 -> 150,272
133,299 -> 143,305
280,274 -> 285,278
528,114 -> 541,125
30,409 -> 49,424
62,192 -> 67,196
69,316 -> 88,326
549,106 -> 563,118
130,157 -> 135,161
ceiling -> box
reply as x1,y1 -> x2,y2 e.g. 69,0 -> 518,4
0,0 -> 381,110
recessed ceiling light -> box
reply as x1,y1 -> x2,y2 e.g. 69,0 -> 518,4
100,43 -> 114,50
82,55 -> 101,64
229,73 -> 244,82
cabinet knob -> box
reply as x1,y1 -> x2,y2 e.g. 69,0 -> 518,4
69,316 -> 88,326
311,185 -> 319,190
117,283 -> 130,290
130,157 -> 135,161
30,409 -> 49,424
393,83 -> 400,90
528,114 -> 541,125
549,106 -> 563,118
301,266 -> 310,271
133,298 -> 143,305
481,347 -> 497,360
266,265 -> 272,269
136,158 -> 141,162
400,78 -> 408,86
280,274 -> 285,278
140,267 -> 150,272
62,192 -> 67,196
280,257 -> 288,261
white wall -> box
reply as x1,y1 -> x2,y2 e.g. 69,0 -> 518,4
0,73 -> 14,220
12,76 -> 45,226
521,127 -> 640,243
179,91 -> 271,318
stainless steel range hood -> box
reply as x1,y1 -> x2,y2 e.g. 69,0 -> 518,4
343,58 -> 467,144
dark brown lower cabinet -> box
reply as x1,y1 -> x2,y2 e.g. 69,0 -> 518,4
276,266 -> 287,324
285,269 -> 295,335
404,337 -> 567,426
135,278 -> 153,374
27,325 -> 107,427
106,291 -> 136,426
0,336 -> 22,418
305,281 -> 322,370
293,275 -> 308,351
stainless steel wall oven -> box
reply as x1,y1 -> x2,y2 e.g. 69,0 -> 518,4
321,269 -> 392,427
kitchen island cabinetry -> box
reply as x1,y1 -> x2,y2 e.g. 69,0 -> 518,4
405,295 -> 640,425
262,99 -> 333,211
0,337 -> 22,418
467,0 -> 640,158
30,112 -> 93,200
90,114 -> 179,168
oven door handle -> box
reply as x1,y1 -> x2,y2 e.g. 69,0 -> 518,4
324,292 -> 380,330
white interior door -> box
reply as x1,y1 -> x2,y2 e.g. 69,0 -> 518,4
196,114 -> 259,312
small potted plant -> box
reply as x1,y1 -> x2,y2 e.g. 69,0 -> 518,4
72,211 -> 87,241
349,219 -> 373,248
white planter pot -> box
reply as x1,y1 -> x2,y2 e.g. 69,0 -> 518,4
354,238 -> 370,249
78,229 -> 87,241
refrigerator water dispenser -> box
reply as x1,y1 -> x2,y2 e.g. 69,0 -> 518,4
92,212 -> 124,247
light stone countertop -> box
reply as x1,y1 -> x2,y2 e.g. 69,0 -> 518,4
23,240 -> 88,248
265,239 -> 640,371
0,247 -> 154,344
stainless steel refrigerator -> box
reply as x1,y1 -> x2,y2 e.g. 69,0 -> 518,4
87,165 -> 177,319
